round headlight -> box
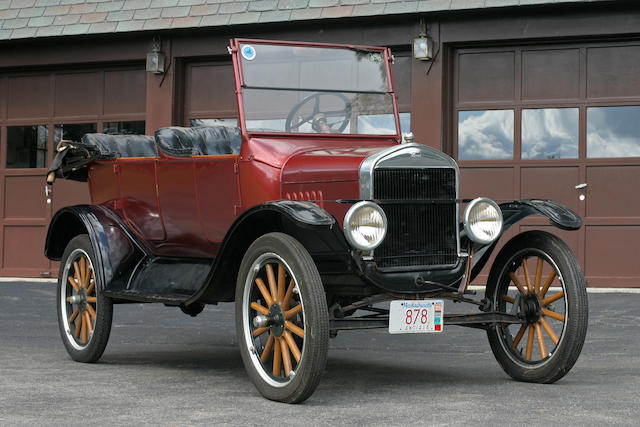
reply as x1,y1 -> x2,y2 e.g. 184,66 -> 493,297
343,201 -> 387,251
463,198 -> 503,244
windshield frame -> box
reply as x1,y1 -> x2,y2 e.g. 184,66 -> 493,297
230,38 -> 402,140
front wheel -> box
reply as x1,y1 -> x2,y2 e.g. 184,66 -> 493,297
235,232 -> 329,403
486,230 -> 588,383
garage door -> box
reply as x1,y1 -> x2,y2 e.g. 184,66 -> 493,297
454,41 -> 640,287
0,67 -> 146,277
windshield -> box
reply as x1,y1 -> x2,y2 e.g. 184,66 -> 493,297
238,42 -> 399,136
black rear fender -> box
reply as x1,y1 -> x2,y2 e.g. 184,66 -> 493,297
469,199 -> 582,282
45,205 -> 145,292
188,201 -> 351,305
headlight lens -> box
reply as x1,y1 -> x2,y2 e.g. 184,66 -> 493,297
464,198 -> 503,244
343,201 -> 387,251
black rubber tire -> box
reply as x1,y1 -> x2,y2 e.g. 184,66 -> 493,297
57,235 -> 113,363
235,232 -> 329,403
485,230 -> 588,383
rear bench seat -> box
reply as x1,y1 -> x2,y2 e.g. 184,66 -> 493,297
154,126 -> 242,157
82,134 -> 158,158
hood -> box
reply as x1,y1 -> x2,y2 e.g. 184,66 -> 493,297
246,136 -> 397,184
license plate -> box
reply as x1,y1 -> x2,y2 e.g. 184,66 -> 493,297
388,300 -> 443,334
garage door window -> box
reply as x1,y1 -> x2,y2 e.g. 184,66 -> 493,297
587,106 -> 640,158
522,108 -> 579,159
104,121 -> 145,135
54,123 -> 97,145
6,125 -> 48,168
458,110 -> 514,160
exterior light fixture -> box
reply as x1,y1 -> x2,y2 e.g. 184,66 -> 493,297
146,37 -> 165,74
413,19 -> 433,61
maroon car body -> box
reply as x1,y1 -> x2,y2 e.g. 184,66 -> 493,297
44,39 -> 588,403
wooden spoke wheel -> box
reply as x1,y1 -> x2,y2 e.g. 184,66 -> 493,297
486,231 -> 588,383
236,233 -> 328,403
57,235 -> 113,363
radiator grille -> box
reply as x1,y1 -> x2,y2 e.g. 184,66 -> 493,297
373,168 -> 458,269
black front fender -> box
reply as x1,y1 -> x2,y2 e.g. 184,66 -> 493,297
188,200 -> 351,304
469,199 -> 582,281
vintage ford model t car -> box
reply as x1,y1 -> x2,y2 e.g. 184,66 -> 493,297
45,39 -> 588,403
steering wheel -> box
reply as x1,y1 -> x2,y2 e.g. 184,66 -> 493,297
285,93 -> 352,133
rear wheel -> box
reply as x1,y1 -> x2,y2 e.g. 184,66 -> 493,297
486,230 -> 588,383
236,232 -> 329,403
57,235 -> 113,363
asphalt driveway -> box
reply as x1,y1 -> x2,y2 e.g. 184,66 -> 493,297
0,282 -> 638,425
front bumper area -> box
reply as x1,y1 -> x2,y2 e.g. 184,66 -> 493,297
359,255 -> 468,294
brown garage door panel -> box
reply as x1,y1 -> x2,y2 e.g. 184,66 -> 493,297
54,72 -> 100,117
522,49 -> 580,101
458,51 -> 515,103
52,180 -> 90,214
460,167 -> 514,201
2,225 -> 48,269
4,176 -> 48,220
585,226 -> 640,284
186,63 -> 236,116
104,69 -> 147,115
587,45 -> 640,99
7,75 -> 51,120
521,167 -> 580,213
586,165 -> 640,218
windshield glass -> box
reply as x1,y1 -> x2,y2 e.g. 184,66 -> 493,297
238,43 -> 398,135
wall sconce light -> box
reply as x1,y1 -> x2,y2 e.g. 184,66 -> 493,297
413,19 -> 433,61
146,37 -> 165,74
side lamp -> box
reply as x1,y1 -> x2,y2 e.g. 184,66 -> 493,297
146,38 -> 165,74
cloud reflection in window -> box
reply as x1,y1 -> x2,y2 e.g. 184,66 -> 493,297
587,106 -> 640,158
458,110 -> 513,160
522,108 -> 578,159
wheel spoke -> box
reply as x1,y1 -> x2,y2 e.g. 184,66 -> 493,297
84,263 -> 92,288
534,322 -> 547,358
541,291 -> 564,307
522,259 -> 533,294
67,276 -> 80,292
252,327 -> 269,338
86,279 -> 95,296
86,303 -> 97,320
81,315 -> 88,344
84,311 -> 94,334
255,278 -> 274,307
542,308 -> 565,322
277,265 -> 286,304
285,320 -> 304,338
508,273 -> 527,295
68,308 -> 79,324
280,338 -> 293,376
74,315 -> 83,339
79,257 -> 86,288
73,261 -> 81,287
539,317 -> 559,345
534,257 -> 543,294
282,279 -> 295,310
285,304 -> 302,320
511,324 -> 527,348
283,330 -> 301,363
261,334 -> 275,363
86,296 -> 97,303
265,264 -> 278,303
537,270 -> 557,299
502,295 -> 515,304
273,338 -> 282,376
66,296 -> 72,302
250,302 -> 269,315
525,325 -> 535,360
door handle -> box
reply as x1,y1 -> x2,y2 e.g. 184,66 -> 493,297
575,183 -> 587,190
45,186 -> 52,196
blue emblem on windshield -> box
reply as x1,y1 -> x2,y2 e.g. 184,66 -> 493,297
241,45 -> 256,61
